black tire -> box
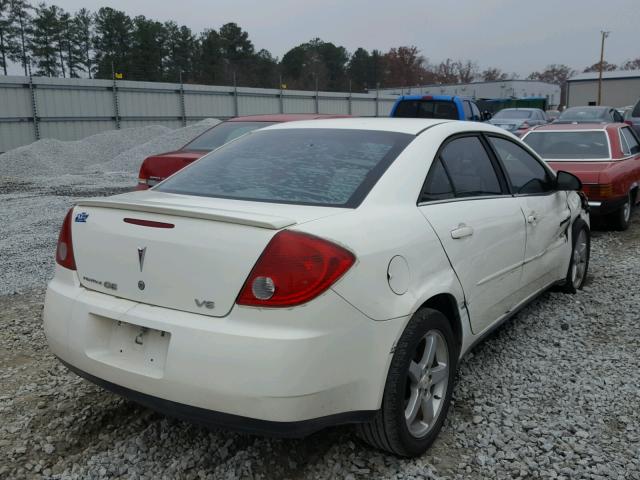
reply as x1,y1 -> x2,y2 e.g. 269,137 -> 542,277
356,308 -> 457,457
562,220 -> 590,294
609,192 -> 632,231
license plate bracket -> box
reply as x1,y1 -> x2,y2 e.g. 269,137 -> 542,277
86,316 -> 171,378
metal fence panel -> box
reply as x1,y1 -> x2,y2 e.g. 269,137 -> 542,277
0,122 -> 34,152
183,91 -> 235,119
0,75 -> 398,153
38,120 -> 116,142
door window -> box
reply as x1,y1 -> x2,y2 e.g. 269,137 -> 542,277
621,127 -> 640,155
439,136 -> 503,197
488,136 -> 553,194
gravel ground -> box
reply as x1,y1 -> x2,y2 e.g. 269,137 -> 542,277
1,132 -> 639,478
0,120 -> 219,296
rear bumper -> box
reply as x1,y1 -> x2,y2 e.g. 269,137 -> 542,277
587,196 -> 627,216
59,358 -> 375,437
44,266 -> 405,430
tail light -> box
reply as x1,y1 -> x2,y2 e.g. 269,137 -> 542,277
582,184 -> 613,199
137,160 -> 152,189
56,208 -> 77,270
237,230 -> 355,307
137,160 -> 161,189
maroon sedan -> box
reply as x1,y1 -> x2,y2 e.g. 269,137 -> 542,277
137,114 -> 350,189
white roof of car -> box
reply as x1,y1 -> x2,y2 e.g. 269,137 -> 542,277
263,117 -> 446,134
263,117 -> 510,136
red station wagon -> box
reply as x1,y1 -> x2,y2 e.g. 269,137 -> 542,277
137,114 -> 351,189
522,123 -> 640,230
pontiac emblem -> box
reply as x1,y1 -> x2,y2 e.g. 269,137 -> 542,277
137,247 -> 146,272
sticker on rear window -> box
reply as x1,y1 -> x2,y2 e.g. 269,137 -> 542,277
75,212 -> 89,223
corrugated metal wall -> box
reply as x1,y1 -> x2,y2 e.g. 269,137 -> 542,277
566,78 -> 640,108
0,76 -> 397,153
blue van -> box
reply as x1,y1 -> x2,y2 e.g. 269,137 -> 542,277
390,95 -> 485,121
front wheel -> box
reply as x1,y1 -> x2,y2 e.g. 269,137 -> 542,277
562,220 -> 590,293
357,308 -> 457,457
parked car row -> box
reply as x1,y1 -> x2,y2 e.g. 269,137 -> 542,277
522,122 -> 640,230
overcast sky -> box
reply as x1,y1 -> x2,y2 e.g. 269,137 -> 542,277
11,0 -> 640,76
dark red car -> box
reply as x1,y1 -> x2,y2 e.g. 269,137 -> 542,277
137,114 -> 350,189
522,122 -> 640,230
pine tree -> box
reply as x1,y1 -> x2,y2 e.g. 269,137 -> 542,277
347,48 -> 370,92
0,0 -> 16,75
73,8 -> 93,78
218,22 -> 254,84
129,15 -> 166,81
50,5 -> 67,77
164,21 -> 196,82
196,29 -> 223,84
8,0 -> 32,76
29,3 -> 59,77
93,7 -> 133,79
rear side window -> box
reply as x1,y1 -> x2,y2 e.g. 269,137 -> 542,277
393,100 -> 459,120
439,136 -> 502,197
157,128 -> 412,207
621,127 -> 640,155
185,122 -> 275,150
489,137 -> 553,194
523,131 -> 610,159
420,158 -> 454,202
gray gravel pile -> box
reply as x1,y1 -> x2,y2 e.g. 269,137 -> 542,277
0,192 -> 639,479
0,119 -> 220,178
0,120 -> 220,295
0,126 -> 171,177
98,118 -> 220,174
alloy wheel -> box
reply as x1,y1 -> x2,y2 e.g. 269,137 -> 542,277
404,330 -> 449,438
571,229 -> 588,288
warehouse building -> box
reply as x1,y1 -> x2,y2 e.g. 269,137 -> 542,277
375,80 -> 561,108
566,70 -> 640,108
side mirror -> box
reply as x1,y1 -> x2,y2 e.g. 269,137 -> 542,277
555,170 -> 582,191
482,110 -> 492,121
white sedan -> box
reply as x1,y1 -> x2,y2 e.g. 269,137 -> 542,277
44,118 -> 590,457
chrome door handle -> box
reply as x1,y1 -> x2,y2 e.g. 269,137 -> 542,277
450,224 -> 474,239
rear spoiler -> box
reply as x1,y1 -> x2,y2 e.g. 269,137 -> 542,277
76,198 -> 296,230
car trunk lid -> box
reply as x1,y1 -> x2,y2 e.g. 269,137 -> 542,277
546,160 -> 612,185
71,191 -> 345,317
138,150 -> 207,186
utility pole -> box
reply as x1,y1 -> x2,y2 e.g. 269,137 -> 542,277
597,30 -> 610,106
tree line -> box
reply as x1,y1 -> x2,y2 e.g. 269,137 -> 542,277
1,1 -> 639,93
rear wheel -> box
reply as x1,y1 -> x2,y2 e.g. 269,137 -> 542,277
609,192 -> 632,231
357,308 -> 457,457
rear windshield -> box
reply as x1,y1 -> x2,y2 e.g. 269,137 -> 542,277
184,121 -> 275,151
493,110 -> 533,119
557,108 -> 606,122
523,131 -> 610,159
157,128 -> 413,207
393,100 -> 459,120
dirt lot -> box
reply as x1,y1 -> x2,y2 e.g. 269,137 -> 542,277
1,201 -> 639,479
